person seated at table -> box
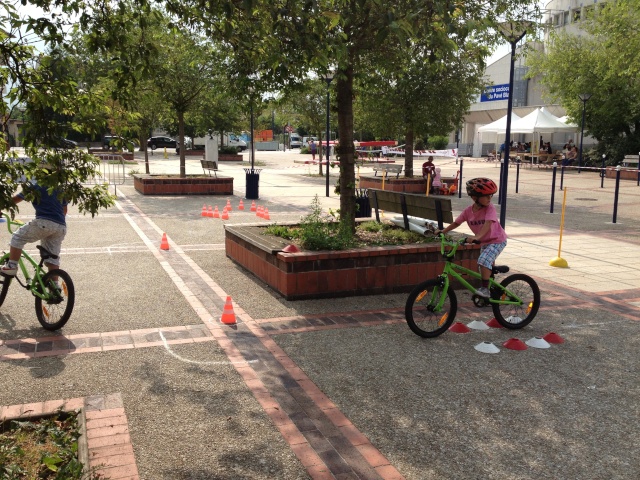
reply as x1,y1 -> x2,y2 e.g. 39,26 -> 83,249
498,142 -> 505,155
544,142 -> 553,154
563,145 -> 578,166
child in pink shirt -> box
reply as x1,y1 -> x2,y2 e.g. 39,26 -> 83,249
434,177 -> 507,298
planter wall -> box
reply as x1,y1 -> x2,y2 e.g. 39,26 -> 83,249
133,174 -> 233,195
605,167 -> 640,180
225,224 -> 481,300
219,154 -> 243,162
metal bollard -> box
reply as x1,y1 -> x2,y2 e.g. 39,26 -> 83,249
498,159 -> 504,205
550,162 -> 557,214
637,151 -> 640,187
613,165 -> 621,223
515,160 -> 520,193
601,154 -> 606,189
458,158 -> 464,198
560,165 -> 565,191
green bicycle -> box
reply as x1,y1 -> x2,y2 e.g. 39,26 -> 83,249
405,234 -> 540,338
0,213 -> 75,330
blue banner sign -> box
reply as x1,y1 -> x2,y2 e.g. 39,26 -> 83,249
481,84 -> 510,102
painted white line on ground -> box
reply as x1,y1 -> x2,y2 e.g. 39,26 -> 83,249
560,319 -> 629,329
159,331 -> 258,366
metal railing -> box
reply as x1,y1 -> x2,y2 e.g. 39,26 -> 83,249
84,154 -> 128,194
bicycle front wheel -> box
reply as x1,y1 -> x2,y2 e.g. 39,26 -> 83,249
405,278 -> 457,338
492,274 -> 540,329
35,269 -> 75,331
0,275 -> 12,307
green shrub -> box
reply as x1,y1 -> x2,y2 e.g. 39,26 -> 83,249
415,138 -> 425,150
427,135 -> 449,149
300,146 -> 310,154
219,146 -> 239,154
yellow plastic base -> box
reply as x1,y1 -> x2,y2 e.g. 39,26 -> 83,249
549,257 -> 569,268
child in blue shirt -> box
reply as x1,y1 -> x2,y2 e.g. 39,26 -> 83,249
1,182 -> 68,276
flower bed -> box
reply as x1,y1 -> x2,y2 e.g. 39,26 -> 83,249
224,224 -> 481,300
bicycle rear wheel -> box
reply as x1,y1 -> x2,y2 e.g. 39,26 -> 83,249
0,275 -> 12,307
492,274 -> 540,329
35,269 -> 75,331
405,278 -> 457,338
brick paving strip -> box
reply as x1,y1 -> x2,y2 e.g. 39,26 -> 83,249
115,194 -> 404,479
1,393 -> 139,480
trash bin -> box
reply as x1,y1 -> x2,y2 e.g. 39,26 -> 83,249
244,168 -> 261,200
354,189 -> 371,218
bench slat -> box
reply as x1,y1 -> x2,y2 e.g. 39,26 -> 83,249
369,189 -> 454,225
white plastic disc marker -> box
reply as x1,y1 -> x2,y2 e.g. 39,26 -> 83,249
525,337 -> 551,349
467,320 -> 490,330
475,341 -> 500,354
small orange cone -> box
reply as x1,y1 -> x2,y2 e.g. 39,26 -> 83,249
212,205 -> 220,218
221,207 -> 229,220
220,296 -> 236,324
263,207 -> 270,220
250,200 -> 256,212
226,199 -> 232,211
160,233 -> 169,250
238,199 -> 245,210
256,206 -> 263,218
201,204 -> 207,217
207,206 -> 214,218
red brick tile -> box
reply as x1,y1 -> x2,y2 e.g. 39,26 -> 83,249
355,443 -> 390,467
86,423 -> 129,439
43,399 -> 65,413
2,404 -> 23,419
276,422 -> 307,446
375,464 -> 406,480
338,424 -> 370,446
306,464 -> 336,479
21,401 -> 45,417
89,451 -> 136,468
89,443 -> 135,459
88,432 -> 132,449
323,407 -> 352,427
290,442 -> 324,467
86,414 -> 128,430
264,406 -> 292,426
93,464 -> 139,479
64,397 -> 84,410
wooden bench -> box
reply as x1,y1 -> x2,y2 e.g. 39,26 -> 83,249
200,159 -> 218,177
373,163 -> 403,178
368,188 -> 453,230
622,155 -> 639,168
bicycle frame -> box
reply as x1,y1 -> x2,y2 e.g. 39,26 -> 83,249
430,236 -> 525,311
1,214 -> 53,302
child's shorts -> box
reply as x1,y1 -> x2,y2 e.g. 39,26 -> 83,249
9,218 -> 67,266
478,240 -> 507,270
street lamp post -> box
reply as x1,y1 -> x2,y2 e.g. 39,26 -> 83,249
578,93 -> 592,174
323,72 -> 334,197
497,20 -> 531,229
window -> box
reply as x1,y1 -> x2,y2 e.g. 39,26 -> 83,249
572,9 -> 581,22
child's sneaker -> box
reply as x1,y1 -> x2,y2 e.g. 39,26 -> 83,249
1,262 -> 18,276
475,287 -> 490,298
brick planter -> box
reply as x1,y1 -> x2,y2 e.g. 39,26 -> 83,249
605,167 -> 640,180
359,175 -> 427,193
225,224 -> 481,300
219,154 -> 243,162
133,174 -> 233,195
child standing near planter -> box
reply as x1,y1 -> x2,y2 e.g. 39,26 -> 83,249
433,177 -> 507,298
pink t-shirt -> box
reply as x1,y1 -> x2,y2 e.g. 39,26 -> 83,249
454,203 -> 507,244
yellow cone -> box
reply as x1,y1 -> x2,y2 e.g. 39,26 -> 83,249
549,256 -> 568,268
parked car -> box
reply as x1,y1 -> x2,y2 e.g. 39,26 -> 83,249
147,136 -> 178,151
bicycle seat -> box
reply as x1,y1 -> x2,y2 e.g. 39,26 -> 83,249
36,245 -> 59,260
492,265 -> 509,274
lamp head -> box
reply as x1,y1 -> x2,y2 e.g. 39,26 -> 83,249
578,93 -> 592,102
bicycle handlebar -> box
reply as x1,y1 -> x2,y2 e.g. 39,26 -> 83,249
436,233 -> 480,256
1,212 -> 24,234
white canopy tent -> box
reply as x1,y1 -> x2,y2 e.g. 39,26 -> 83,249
477,113 -> 521,144
497,108 -> 578,151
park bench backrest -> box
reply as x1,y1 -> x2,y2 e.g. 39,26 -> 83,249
623,155 -> 639,167
368,188 -> 453,230
373,164 -> 403,178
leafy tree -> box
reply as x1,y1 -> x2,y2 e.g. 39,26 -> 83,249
527,0 -> 640,162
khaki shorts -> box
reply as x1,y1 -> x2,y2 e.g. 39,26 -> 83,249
9,218 -> 67,266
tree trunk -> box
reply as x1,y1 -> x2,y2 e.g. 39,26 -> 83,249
405,128 -> 414,177
337,66 -> 356,232
142,137 -> 150,174
178,111 -> 186,178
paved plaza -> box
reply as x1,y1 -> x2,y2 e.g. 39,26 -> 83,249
1,150 -> 639,479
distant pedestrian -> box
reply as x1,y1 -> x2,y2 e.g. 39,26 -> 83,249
310,140 -> 317,161
422,156 -> 436,191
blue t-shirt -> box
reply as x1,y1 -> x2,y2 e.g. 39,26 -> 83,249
18,184 -> 67,226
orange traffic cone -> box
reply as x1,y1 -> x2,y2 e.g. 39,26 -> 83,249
220,296 -> 236,324
160,233 -> 169,250
212,205 -> 220,218
201,204 -> 207,217
263,207 -> 270,220
226,199 -> 232,211
238,199 -> 245,210
221,207 -> 229,220
207,206 -> 214,218
256,205 -> 263,218
250,200 -> 256,212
